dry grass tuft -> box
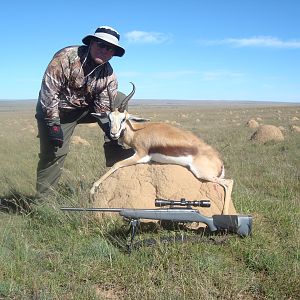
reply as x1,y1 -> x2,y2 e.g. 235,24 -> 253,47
85,123 -> 98,128
94,285 -> 123,300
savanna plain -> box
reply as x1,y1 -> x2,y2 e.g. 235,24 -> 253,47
0,100 -> 299,299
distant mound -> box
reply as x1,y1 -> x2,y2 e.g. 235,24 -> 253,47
250,125 -> 284,143
246,119 -> 259,128
291,125 -> 300,133
71,136 -> 90,146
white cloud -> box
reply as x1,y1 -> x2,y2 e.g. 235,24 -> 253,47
202,36 -> 300,49
125,30 -> 171,44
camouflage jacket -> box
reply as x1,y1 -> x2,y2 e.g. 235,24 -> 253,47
36,45 -> 118,125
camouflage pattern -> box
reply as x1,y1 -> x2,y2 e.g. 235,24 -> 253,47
37,45 -> 118,125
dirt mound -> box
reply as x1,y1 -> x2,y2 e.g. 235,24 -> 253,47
92,164 -> 236,223
250,125 -> 284,143
291,125 -> 300,132
71,136 -> 90,146
246,119 -> 259,128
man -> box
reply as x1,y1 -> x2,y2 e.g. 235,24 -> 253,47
35,26 -> 134,198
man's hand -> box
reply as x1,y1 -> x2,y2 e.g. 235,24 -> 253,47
48,125 -> 63,148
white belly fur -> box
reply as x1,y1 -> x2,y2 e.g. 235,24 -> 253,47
150,153 -> 193,166
137,155 -> 151,163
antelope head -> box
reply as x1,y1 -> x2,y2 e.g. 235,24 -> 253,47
92,82 -> 142,140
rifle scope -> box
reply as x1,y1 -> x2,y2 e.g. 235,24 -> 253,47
155,198 -> 211,208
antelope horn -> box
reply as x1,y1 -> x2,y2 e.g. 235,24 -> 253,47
118,82 -> 136,112
107,81 -> 116,111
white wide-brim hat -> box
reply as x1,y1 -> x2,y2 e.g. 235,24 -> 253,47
82,26 -> 125,57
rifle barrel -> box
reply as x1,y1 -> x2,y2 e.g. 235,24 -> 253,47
60,207 -> 123,212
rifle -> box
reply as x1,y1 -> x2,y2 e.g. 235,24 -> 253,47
61,198 -> 252,251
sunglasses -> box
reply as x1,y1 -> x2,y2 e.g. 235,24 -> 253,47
94,41 -> 116,52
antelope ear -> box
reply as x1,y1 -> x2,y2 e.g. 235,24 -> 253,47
127,119 -> 148,130
91,112 -> 109,124
128,114 -> 150,122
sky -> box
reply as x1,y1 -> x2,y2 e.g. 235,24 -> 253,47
0,0 -> 299,102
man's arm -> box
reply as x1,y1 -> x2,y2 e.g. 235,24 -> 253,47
37,52 -> 66,148
38,54 -> 65,125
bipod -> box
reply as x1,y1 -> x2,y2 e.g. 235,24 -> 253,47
126,218 -> 140,253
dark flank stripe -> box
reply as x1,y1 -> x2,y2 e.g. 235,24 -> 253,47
149,145 -> 198,157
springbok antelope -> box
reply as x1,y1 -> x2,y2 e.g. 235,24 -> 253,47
91,83 -> 233,214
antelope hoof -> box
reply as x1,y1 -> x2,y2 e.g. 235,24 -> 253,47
90,184 -> 98,200
89,191 -> 94,202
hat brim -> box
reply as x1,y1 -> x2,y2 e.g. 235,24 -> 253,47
82,35 -> 125,57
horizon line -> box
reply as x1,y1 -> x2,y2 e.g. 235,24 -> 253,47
0,98 -> 299,104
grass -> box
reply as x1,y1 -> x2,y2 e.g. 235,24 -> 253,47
0,101 -> 299,299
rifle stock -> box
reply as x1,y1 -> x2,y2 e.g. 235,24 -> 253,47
212,214 -> 252,237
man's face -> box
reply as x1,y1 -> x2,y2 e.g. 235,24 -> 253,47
89,40 -> 116,64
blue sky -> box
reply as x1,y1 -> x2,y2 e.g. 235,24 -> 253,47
0,0 -> 299,102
